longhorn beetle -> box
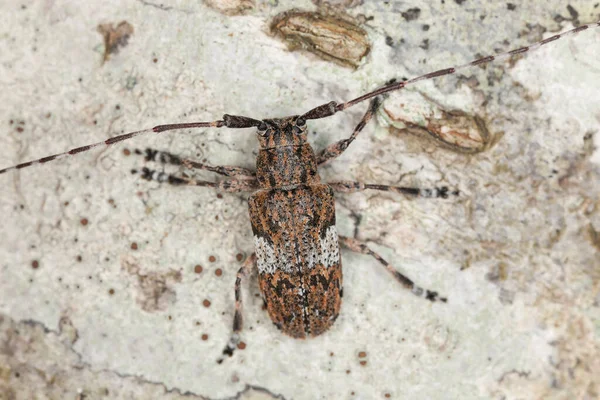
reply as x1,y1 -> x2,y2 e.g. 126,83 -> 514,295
1,22 -> 597,363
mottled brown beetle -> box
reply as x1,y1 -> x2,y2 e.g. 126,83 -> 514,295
1,22 -> 596,362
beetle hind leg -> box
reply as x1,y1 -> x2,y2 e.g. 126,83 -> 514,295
217,253 -> 257,364
339,236 -> 447,302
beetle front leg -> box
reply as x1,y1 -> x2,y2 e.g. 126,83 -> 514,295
133,148 -> 256,177
339,236 -> 447,302
316,98 -> 380,166
328,181 -> 459,199
217,253 -> 257,364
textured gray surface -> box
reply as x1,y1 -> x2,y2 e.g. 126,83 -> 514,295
1,1 -> 599,399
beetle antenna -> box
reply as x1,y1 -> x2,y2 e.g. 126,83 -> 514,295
0,114 -> 264,175
302,21 -> 599,120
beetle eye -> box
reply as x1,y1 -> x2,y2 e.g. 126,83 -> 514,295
257,122 -> 268,136
296,117 -> 306,127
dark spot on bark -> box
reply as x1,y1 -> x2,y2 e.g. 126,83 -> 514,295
567,5 -> 578,20
401,8 -> 420,21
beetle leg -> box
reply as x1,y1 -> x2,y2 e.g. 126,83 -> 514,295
132,148 -> 256,177
338,236 -> 447,302
316,98 -> 380,166
131,167 -> 259,192
217,253 -> 257,364
328,181 -> 459,199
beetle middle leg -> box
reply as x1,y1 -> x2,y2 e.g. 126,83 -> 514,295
328,181 -> 459,199
339,236 -> 447,302
217,253 -> 257,364
316,98 -> 381,166
131,167 -> 259,192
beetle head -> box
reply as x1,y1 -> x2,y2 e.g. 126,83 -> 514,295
256,116 -> 308,149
